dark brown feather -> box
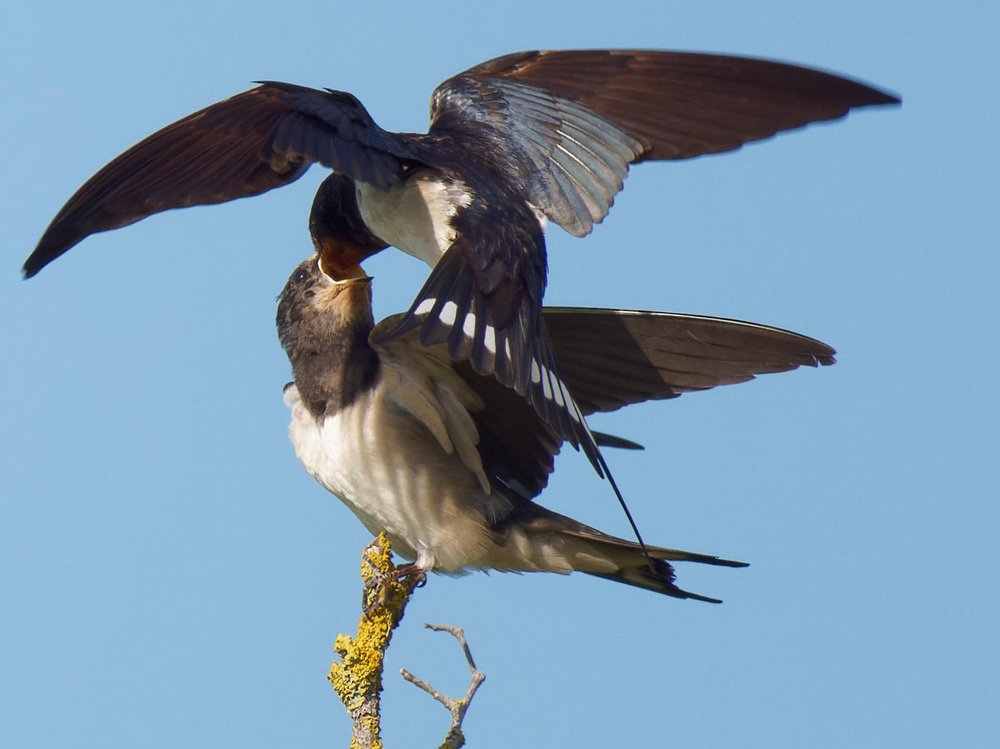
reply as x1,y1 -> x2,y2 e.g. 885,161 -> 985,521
506,503 -> 747,601
543,308 -> 835,414
25,88 -> 306,276
461,49 -> 899,161
23,84 -> 411,277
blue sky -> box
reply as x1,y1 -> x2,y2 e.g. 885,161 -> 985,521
3,2 -> 997,747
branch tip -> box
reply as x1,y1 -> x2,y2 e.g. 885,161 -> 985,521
400,623 -> 486,748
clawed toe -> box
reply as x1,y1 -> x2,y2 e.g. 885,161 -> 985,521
362,562 -> 427,618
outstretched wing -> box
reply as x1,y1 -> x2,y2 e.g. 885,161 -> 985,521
371,306 -> 836,510
24,82 -> 417,277
543,308 -> 836,414
429,49 -> 899,236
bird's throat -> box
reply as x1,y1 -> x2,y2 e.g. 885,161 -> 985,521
289,316 -> 379,418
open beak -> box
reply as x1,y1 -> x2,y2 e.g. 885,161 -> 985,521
331,274 -> 373,286
318,255 -> 372,285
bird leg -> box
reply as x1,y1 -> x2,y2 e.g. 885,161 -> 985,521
362,560 -> 427,618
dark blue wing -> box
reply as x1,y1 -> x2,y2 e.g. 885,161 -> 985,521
24,82 -> 416,277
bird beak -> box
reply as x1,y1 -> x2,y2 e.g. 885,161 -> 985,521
317,255 -> 372,285
331,274 -> 373,286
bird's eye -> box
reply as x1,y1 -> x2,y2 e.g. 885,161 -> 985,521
293,267 -> 310,284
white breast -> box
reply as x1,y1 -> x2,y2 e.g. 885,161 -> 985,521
354,173 -> 473,266
283,382 -> 503,572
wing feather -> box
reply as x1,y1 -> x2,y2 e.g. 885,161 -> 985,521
543,307 -> 836,414
373,323 -> 559,502
430,49 -> 898,236
371,226 -> 604,472
24,83 -> 416,276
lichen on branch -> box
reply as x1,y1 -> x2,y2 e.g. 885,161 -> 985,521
328,533 -> 421,749
327,535 -> 485,748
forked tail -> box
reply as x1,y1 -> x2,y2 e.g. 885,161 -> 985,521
519,506 -> 748,603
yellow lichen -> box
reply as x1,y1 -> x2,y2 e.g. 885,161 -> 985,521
328,533 -> 421,749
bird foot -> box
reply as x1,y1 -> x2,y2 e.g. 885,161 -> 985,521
362,559 -> 427,619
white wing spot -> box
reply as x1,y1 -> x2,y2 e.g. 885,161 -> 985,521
578,406 -> 595,439
560,381 -> 581,422
530,359 -> 541,384
462,310 -> 477,338
551,373 -> 565,407
540,365 -> 553,400
439,301 -> 458,326
415,298 -> 436,316
483,325 -> 496,355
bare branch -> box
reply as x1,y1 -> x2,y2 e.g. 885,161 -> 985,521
401,624 -> 487,749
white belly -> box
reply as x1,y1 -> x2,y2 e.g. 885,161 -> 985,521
283,383 -> 500,572
354,173 -> 473,267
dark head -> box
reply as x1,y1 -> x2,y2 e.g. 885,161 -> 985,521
310,174 -> 389,279
277,254 -> 377,414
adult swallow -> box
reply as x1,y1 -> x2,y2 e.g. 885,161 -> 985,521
24,49 -> 894,468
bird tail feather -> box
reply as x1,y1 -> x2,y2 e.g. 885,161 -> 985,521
518,507 -> 748,603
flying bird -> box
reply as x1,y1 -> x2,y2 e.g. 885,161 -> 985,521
23,49 -> 896,469
276,253 -> 836,601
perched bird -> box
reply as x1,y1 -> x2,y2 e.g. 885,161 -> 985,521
23,50 -> 898,468
276,253 -> 836,601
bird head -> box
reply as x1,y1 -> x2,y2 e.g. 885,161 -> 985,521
309,173 -> 389,278
276,253 -> 374,364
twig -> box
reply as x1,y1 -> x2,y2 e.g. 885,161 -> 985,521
400,624 -> 486,749
327,533 -> 421,749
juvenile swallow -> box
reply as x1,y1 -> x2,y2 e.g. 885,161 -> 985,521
276,254 -> 835,600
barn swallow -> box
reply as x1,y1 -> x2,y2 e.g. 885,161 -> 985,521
276,254 -> 835,600
24,49 -> 894,469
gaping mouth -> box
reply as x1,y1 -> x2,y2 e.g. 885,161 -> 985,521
318,255 -> 372,285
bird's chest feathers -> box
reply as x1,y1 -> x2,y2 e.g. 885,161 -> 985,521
355,174 -> 473,266
287,387 -> 418,537
284,380 -> 504,570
